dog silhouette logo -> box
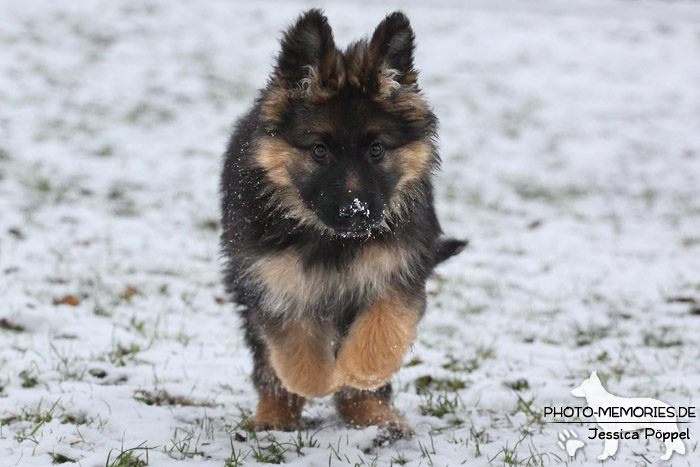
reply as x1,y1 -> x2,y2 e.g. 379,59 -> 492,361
571,371 -> 686,461
557,429 -> 585,458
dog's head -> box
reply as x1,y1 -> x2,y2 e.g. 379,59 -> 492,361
254,10 -> 438,237
571,370 -> 602,398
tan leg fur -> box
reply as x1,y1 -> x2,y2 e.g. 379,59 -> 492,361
265,321 -> 341,398
334,296 -> 420,390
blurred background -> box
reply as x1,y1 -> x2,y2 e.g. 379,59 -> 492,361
1,1 -> 700,465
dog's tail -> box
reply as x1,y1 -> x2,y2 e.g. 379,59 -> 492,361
434,237 -> 468,266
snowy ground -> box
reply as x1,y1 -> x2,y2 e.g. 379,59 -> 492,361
2,0 -> 700,465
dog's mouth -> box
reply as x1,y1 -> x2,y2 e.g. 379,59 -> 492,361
322,219 -> 375,236
323,217 -> 386,238
332,227 -> 374,238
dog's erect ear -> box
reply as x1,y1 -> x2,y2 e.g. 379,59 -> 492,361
590,370 -> 599,381
369,11 -> 417,86
274,9 -> 340,90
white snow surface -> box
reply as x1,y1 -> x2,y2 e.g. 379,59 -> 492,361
1,0 -> 700,465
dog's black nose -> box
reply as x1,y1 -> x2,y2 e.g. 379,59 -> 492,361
339,198 -> 370,219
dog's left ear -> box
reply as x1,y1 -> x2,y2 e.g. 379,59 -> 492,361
369,12 -> 418,86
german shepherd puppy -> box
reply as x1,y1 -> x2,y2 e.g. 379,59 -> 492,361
220,9 -> 465,438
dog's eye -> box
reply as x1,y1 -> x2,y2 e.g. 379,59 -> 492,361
368,143 -> 384,160
312,144 -> 328,161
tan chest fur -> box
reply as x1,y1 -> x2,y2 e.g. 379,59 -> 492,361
246,242 -> 415,319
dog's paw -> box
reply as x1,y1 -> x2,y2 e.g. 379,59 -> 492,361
248,394 -> 305,432
373,420 -> 415,446
337,366 -> 394,391
334,348 -> 401,390
335,295 -> 419,389
336,389 -> 412,442
557,429 -> 585,458
244,415 -> 300,432
277,374 -> 341,398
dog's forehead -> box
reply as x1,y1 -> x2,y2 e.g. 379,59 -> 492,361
291,95 -> 387,136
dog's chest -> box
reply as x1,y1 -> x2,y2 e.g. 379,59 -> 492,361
247,242 -> 413,317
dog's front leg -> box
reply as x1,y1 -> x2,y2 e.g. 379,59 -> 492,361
264,321 -> 341,398
598,438 -> 618,461
334,294 -> 423,390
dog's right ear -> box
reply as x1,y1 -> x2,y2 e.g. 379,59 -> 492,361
274,9 -> 340,91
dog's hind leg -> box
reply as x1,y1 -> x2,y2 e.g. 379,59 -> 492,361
668,437 -> 686,459
334,384 -> 414,440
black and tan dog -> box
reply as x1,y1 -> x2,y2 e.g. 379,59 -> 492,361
220,9 -> 465,438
